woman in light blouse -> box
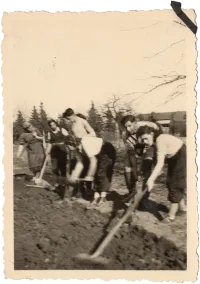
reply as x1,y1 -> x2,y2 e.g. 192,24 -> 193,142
136,125 -> 186,223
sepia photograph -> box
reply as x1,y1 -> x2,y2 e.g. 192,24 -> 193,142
2,8 -> 197,279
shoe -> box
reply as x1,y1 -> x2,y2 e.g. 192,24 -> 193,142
96,197 -> 106,207
86,198 -> 98,209
52,183 -> 60,191
161,216 -> 175,224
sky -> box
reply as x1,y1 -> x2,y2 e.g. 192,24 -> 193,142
4,12 -> 186,120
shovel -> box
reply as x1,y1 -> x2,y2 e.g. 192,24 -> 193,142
76,186 -> 148,266
26,155 -> 52,189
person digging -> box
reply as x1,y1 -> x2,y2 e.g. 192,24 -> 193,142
64,135 -> 116,208
136,125 -> 187,223
120,115 -> 162,209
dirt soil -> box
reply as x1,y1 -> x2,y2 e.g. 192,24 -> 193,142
13,145 -> 187,270
14,177 -> 186,270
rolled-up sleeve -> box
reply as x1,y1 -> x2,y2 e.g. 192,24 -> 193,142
61,128 -> 69,136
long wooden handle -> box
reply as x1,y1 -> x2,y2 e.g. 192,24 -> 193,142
38,155 -> 49,180
91,187 -> 148,258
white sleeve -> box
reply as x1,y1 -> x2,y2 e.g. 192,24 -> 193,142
61,128 -> 69,136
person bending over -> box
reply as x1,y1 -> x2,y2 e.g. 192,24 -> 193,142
64,135 -> 116,208
120,115 -> 162,204
136,126 -> 186,223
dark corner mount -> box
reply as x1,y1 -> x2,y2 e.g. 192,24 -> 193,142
169,0 -> 198,34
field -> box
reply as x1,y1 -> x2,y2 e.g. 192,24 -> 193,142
13,145 -> 187,270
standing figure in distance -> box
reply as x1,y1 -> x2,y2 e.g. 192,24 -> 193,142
16,122 -> 45,182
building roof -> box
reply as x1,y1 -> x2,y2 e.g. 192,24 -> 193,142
139,111 -> 186,122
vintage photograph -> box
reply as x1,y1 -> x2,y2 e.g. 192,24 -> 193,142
2,10 -> 197,277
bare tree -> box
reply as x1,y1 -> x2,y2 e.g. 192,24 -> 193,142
101,94 -> 134,149
124,73 -> 186,105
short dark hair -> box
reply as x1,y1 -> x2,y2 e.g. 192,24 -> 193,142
76,113 -> 86,120
62,108 -> 75,118
136,125 -> 160,140
48,119 -> 58,127
120,115 -> 136,126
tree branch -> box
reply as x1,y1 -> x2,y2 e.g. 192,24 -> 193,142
144,39 -> 185,59
120,21 -> 162,32
124,75 -> 186,102
155,82 -> 186,108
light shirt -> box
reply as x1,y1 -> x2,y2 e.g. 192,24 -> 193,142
156,134 -> 183,160
80,137 -> 103,158
149,134 -> 183,183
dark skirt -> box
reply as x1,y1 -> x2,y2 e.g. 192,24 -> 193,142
27,142 -> 45,174
167,144 -> 186,203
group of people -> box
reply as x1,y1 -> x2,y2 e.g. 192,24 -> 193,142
16,108 -> 187,223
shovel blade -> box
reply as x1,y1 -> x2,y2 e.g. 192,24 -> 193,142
76,253 -> 110,266
35,178 -> 52,189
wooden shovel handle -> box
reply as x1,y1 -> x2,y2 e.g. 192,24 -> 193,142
38,156 -> 49,180
92,187 -> 149,258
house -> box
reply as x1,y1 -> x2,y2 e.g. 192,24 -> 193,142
137,111 -> 186,135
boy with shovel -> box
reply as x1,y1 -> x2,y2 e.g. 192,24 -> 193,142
62,109 -> 96,199
64,135 -> 116,208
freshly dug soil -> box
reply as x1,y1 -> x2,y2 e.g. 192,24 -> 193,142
14,178 -> 186,270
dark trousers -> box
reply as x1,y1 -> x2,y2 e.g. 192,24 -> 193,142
167,144 -> 186,203
51,150 -> 67,177
94,142 -> 116,193
124,144 -> 155,197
